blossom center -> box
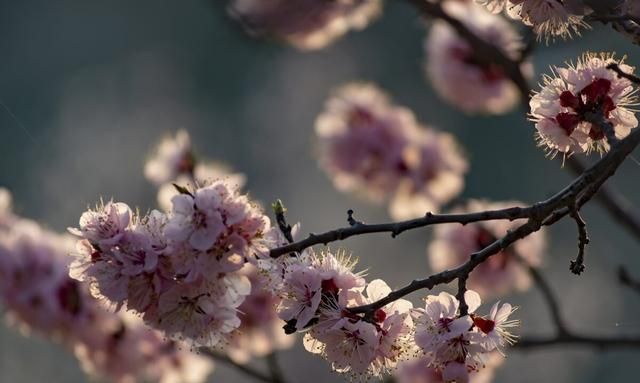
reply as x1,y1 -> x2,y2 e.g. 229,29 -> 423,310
557,78 -> 616,140
473,316 -> 495,334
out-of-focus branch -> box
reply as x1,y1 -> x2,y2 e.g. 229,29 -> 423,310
619,265 -> 640,294
514,256 -> 569,335
265,352 -> 287,383
516,334 -> 640,349
199,349 -> 274,383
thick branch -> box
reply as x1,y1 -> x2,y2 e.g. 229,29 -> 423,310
269,207 -> 530,257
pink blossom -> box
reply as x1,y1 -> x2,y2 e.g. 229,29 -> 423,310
426,1 -> 529,114
316,83 -> 467,219
0,197 -> 214,383
144,129 -> 194,185
428,200 -> 546,297
163,180 -> 271,280
395,352 -> 504,383
278,263 -> 323,331
507,0 -> 588,40
146,275 -> 250,347
228,0 -> 382,50
389,128 -> 468,220
278,249 -> 366,332
356,279 -> 414,375
316,83 -> 419,202
156,162 -> 246,212
322,319 -> 380,374
476,0 -> 588,40
412,290 -> 517,380
531,53 -> 638,158
68,201 -> 132,249
473,302 -> 519,351
413,291 -> 479,353
0,187 -> 11,216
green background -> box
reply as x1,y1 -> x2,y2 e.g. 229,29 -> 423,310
1,1 -> 639,382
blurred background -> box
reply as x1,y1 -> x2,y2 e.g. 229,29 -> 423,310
1,1 -> 640,382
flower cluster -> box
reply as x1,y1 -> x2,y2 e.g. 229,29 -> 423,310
228,0 -> 382,50
316,83 -> 468,219
68,179 -> 274,347
476,0 -> 588,40
428,200 -> 546,297
144,129 -> 246,212
426,1 -> 530,115
275,249 -> 414,378
530,52 -> 638,158
0,188 -> 213,383
412,291 -> 517,383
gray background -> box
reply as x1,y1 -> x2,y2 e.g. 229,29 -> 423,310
1,1 -> 639,382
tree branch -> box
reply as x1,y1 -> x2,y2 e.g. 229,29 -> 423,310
515,334 -> 640,349
618,265 -> 640,294
199,348 -> 274,383
269,207 -> 530,257
346,128 -> 640,314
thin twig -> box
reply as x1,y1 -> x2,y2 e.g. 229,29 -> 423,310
607,63 -> 640,84
568,206 -> 589,275
457,275 -> 469,316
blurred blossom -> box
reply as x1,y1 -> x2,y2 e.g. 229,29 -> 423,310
625,1 -> 640,20
146,130 -> 246,212
226,263 -> 295,364
316,83 -> 467,219
530,52 -> 638,159
144,129 -> 194,186
394,352 -> 503,383
426,1 -> 531,115
156,162 -> 246,212
228,0 -> 382,50
476,0 -> 588,40
0,189 -> 213,383
0,188 -> 11,215
428,200 -> 546,298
